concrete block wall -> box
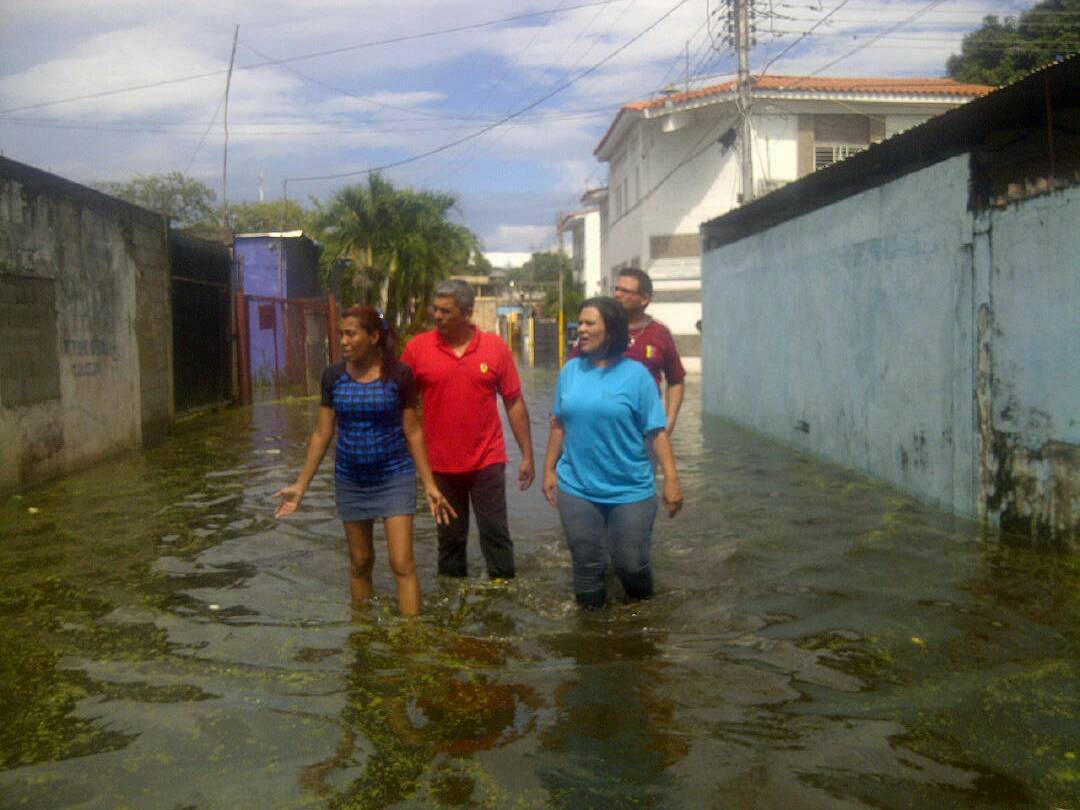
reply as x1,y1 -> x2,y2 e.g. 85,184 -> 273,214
981,185 -> 1080,541
132,220 -> 174,441
701,154 -> 1080,542
702,154 -> 978,516
0,157 -> 173,492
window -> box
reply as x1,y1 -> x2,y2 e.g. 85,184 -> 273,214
809,114 -> 870,171
815,144 -> 866,170
0,275 -> 60,408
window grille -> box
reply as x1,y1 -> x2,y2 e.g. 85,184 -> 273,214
815,144 -> 865,171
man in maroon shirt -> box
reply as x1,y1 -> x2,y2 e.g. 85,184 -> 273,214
612,269 -> 685,433
401,279 -> 535,579
569,268 -> 686,432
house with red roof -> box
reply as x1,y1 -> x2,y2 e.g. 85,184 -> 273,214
590,75 -> 993,371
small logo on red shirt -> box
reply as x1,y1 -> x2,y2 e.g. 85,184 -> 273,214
480,362 -> 489,374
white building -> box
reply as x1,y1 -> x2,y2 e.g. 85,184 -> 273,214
591,75 -> 992,372
557,207 -> 603,297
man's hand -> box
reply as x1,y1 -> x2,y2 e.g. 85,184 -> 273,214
518,456 -> 536,491
424,483 -> 458,525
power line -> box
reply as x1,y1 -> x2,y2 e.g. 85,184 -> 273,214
780,14 -> 1080,28
789,0 -> 952,81
611,118 -> 729,226
183,92 -> 226,174
235,39 -> 466,122
0,114 -> 620,137
413,0 -> 593,188
779,1 -> 1078,15
565,10 -> 720,204
766,29 -> 1080,45
0,104 -> 624,130
0,0 -> 628,116
757,0 -> 853,78
285,0 -> 693,184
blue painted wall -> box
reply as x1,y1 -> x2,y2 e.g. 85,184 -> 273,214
701,155 -> 1080,541
235,235 -> 322,391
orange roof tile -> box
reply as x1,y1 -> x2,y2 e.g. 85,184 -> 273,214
596,75 -> 995,155
628,75 -> 994,112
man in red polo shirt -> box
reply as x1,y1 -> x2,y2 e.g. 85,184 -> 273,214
401,279 -> 535,579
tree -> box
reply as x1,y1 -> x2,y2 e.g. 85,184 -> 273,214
318,174 -> 480,333
228,199 -> 317,234
95,172 -> 217,229
543,266 -> 585,322
514,252 -> 584,320
469,251 -> 494,275
946,0 -> 1080,86
521,251 -> 572,284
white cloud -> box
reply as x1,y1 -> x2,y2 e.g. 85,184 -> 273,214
484,250 -> 532,269
0,0 -> 1032,250
486,223 -> 557,253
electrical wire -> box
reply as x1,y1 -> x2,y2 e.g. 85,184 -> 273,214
183,92 -> 227,174
284,0 -> 693,184
0,0 -> 629,116
757,0 -> 853,78
788,0 -> 952,82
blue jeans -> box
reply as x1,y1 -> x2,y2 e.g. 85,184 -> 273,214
556,490 -> 658,608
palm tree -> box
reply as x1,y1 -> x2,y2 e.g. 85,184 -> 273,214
317,174 -> 480,332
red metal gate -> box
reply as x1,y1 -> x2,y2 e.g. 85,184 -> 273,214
235,294 -> 339,405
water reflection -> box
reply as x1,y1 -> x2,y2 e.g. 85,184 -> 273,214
536,621 -> 683,808
0,368 -> 1078,808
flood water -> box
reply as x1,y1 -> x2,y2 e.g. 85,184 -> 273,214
1,366 -> 1078,809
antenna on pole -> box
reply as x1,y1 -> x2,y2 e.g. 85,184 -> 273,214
221,25 -> 239,228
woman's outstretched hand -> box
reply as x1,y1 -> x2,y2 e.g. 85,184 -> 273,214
424,484 -> 458,525
662,478 -> 684,517
273,484 -> 305,518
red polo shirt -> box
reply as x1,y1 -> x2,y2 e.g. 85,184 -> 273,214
401,328 -> 523,474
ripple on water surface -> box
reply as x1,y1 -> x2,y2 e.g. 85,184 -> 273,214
1,369 -> 1078,808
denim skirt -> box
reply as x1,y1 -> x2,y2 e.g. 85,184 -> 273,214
335,473 -> 416,522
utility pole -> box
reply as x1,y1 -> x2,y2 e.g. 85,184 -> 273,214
221,25 -> 239,228
735,0 -> 754,203
556,212 -> 566,366
685,40 -> 690,95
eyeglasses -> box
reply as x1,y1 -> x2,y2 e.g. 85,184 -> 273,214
612,285 -> 641,296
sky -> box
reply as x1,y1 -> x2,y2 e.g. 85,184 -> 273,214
0,0 -> 1030,254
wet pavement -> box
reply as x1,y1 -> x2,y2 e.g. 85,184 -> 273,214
1,366 -> 1078,809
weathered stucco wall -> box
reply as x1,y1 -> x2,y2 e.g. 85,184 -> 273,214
701,153 -> 1079,543
702,154 -> 978,515
982,186 -> 1080,541
0,158 -> 173,492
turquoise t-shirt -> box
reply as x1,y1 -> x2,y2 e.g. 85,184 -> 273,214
553,356 -> 667,504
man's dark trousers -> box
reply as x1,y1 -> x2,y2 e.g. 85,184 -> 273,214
433,463 -> 514,579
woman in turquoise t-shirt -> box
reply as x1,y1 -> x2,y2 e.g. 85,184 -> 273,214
543,297 -> 683,609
